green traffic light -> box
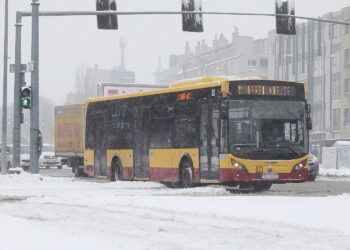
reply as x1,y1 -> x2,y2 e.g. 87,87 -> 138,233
21,97 -> 31,109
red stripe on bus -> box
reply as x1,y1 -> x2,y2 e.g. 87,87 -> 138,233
150,168 -> 179,182
220,168 -> 308,182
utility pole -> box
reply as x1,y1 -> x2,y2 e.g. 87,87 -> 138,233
30,0 -> 40,174
322,41 -> 326,134
1,0 -> 9,174
12,13 -> 23,170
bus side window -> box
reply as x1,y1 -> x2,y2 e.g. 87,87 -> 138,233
173,117 -> 199,148
149,118 -> 172,148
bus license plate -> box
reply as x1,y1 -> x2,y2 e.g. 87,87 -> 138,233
261,174 -> 279,180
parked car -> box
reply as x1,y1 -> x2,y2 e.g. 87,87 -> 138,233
39,151 -> 62,169
7,144 -> 30,171
308,153 -> 319,181
20,153 -> 30,171
0,145 -> 10,169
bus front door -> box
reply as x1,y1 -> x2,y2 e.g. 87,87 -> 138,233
134,107 -> 150,179
200,102 -> 220,181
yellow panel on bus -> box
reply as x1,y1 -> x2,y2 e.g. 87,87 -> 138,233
84,150 -> 94,166
149,148 -> 199,169
106,149 -> 133,168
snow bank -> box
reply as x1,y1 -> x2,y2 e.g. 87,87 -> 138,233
319,167 -> 350,177
1,174 -> 350,249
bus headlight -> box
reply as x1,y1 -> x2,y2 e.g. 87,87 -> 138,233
231,158 -> 248,173
292,159 -> 307,172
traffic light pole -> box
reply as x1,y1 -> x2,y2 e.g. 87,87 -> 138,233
29,0 -> 40,174
12,13 -> 22,170
1,0 -> 9,174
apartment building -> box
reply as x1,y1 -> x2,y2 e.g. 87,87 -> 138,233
155,29 -> 268,85
268,6 -> 350,139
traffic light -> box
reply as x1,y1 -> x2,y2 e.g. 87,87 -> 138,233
275,0 -> 296,35
182,0 -> 203,32
96,0 -> 118,30
20,87 -> 31,109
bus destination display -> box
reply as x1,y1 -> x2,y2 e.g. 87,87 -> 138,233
237,84 -> 297,97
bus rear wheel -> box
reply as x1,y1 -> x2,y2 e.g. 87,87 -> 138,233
180,161 -> 194,188
111,160 -> 121,182
253,182 -> 272,191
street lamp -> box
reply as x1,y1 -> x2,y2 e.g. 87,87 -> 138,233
329,54 -> 335,135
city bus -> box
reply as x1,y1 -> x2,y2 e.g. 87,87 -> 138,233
84,76 -> 312,190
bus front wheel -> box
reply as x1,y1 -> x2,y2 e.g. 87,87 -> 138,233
180,161 -> 194,188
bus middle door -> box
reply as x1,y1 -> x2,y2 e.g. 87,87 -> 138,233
200,102 -> 220,181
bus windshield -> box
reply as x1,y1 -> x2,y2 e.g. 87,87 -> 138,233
228,100 -> 308,160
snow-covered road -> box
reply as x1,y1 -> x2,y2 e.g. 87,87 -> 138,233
0,173 -> 350,250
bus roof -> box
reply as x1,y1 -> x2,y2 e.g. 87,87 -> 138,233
86,76 -> 307,104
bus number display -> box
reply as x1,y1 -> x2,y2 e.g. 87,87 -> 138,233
237,85 -> 296,97
177,92 -> 193,101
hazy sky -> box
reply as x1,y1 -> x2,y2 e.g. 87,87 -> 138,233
0,0 -> 350,105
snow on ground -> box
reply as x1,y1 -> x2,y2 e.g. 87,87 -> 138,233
1,173 -> 350,250
319,167 -> 350,178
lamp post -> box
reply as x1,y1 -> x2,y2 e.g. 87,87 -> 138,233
29,0 -> 40,174
1,0 -> 9,174
329,54 -> 334,136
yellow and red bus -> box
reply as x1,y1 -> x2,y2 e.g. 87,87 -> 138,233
84,76 -> 312,190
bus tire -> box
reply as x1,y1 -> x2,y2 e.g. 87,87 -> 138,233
253,182 -> 272,191
73,159 -> 85,177
180,161 -> 194,188
111,159 -> 122,182
308,175 -> 316,182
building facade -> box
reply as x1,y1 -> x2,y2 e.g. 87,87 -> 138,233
65,64 -> 136,105
268,6 -> 350,139
155,29 -> 268,85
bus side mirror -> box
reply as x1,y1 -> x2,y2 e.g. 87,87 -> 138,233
306,116 -> 312,131
306,104 -> 311,114
306,104 -> 312,130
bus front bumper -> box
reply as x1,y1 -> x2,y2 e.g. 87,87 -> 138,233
221,168 -> 309,183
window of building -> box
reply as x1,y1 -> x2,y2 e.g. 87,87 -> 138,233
329,24 -> 335,39
345,21 -> 350,35
259,58 -> 268,68
248,60 -> 256,67
344,108 -> 350,125
313,84 -> 322,103
345,79 -> 350,94
345,49 -> 350,65
333,108 -> 340,131
334,25 -> 339,38
332,80 -> 340,101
